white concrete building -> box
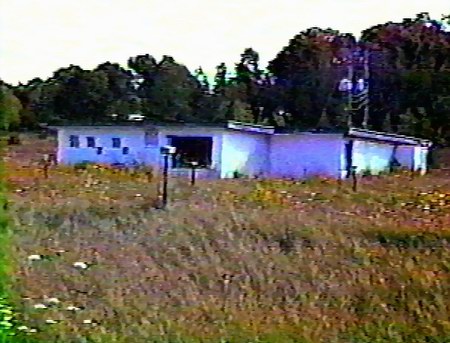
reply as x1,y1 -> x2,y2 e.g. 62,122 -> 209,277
49,122 -> 432,179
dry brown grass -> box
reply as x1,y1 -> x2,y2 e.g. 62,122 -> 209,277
3,134 -> 450,342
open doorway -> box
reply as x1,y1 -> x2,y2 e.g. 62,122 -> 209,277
167,136 -> 213,168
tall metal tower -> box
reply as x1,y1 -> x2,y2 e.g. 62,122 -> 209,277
337,47 -> 370,128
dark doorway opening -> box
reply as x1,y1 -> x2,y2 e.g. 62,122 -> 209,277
168,136 -> 213,169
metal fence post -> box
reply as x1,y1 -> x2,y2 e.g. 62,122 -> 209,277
190,161 -> 198,186
351,166 -> 358,192
159,146 -> 176,209
162,154 -> 169,208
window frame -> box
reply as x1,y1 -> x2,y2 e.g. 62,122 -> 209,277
86,136 -> 96,148
145,131 -> 158,146
69,135 -> 80,148
112,137 -> 121,149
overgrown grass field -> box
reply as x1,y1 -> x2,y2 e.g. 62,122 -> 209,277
2,134 -> 450,342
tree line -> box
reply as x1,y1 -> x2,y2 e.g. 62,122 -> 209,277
1,12 -> 449,145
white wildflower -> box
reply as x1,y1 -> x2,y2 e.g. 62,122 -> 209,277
17,325 -> 29,331
73,262 -> 89,269
45,297 -> 60,305
82,319 -> 96,325
66,305 -> 81,312
33,303 -> 47,309
45,319 -> 58,324
28,328 -> 37,333
27,254 -> 42,261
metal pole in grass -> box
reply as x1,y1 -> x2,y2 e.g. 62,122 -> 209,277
42,154 -> 50,179
351,166 -> 358,192
160,146 -> 176,209
190,161 -> 198,186
162,155 -> 169,207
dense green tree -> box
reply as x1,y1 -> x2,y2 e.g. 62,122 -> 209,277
51,66 -> 111,124
222,82 -> 252,122
194,67 -> 210,94
127,54 -> 159,78
213,63 -> 228,96
192,94 -> 229,123
29,78 -> 61,124
361,12 -> 450,142
226,99 -> 254,122
94,62 -> 139,120
268,28 -> 357,129
191,67 -> 219,122
210,64 -> 258,123
128,55 -> 202,122
190,63 -> 232,123
15,65 -> 111,125
233,48 -> 264,123
235,48 -> 261,83
12,79 -> 42,129
0,82 -> 21,130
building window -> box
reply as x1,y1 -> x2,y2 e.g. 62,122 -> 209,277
97,147 -> 103,155
122,147 -> 129,155
168,136 -> 213,168
145,130 -> 158,146
112,138 -> 121,148
69,135 -> 79,148
86,136 -> 95,148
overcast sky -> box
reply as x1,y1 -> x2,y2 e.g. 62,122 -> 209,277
1,0 -> 449,85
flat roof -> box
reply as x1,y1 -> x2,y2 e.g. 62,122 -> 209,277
45,121 -> 276,134
43,122 -> 432,146
347,127 -> 432,147
45,122 -> 226,130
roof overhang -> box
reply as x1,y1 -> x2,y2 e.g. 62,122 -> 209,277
226,121 -> 275,134
42,122 -> 228,131
346,127 -> 432,147
45,125 -> 148,131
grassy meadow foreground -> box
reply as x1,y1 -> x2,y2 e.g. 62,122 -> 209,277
3,134 -> 450,342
